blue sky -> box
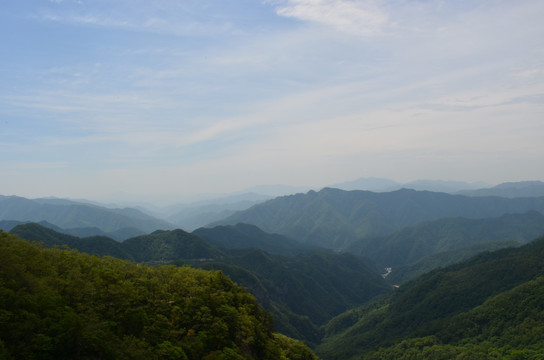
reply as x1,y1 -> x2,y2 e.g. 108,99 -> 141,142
1,0 -> 544,203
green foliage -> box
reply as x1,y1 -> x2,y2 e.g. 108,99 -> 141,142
192,249 -> 391,345
13,222 -> 390,345
0,231 -> 316,359
317,236 -> 544,359
366,277 -> 544,359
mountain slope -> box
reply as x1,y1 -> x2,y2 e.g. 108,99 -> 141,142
9,222 -> 133,260
193,223 -> 325,255
0,230 -> 317,360
216,188 -> 544,249
122,229 -> 224,263
317,235 -> 544,359
348,210 -> 544,270
10,223 -> 224,264
192,249 -> 391,345
11,222 -> 390,345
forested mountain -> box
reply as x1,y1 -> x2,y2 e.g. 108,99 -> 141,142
316,235 -> 544,359
10,223 -> 224,264
386,239 -> 520,285
193,223 -> 325,255
190,250 -> 391,345
0,219 -> 146,241
0,195 -> 173,239
0,231 -> 317,359
348,210 -> 544,270
10,223 -> 390,345
215,188 -> 544,249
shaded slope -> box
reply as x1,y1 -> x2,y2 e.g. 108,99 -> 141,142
193,223 -> 325,255
348,210 -> 544,269
9,222 -> 133,260
122,229 -> 224,263
11,223 -> 223,263
191,249 -> 391,345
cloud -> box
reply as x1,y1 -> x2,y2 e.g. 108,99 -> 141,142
274,0 -> 388,35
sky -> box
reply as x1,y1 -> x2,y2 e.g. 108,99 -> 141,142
1,0 -> 544,204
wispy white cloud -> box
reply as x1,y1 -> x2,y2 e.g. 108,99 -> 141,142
274,0 -> 387,35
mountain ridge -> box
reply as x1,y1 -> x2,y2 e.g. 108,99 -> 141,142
214,187 -> 544,249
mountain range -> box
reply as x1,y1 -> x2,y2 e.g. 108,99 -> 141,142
3,179 -> 544,358
215,187 -> 544,249
9,222 -> 390,344
0,195 -> 174,240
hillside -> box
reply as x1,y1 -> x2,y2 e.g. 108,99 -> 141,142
316,235 -> 544,359
191,249 -> 391,344
348,210 -> 544,270
193,223 -> 325,255
10,223 -> 224,264
11,222 -> 390,345
0,195 -> 173,238
215,188 -> 544,250
0,230 -> 317,359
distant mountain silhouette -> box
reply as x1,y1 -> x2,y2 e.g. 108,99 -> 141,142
0,195 -> 173,238
459,180 -> 544,198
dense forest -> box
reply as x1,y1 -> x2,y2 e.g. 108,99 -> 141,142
317,236 -> 544,359
9,222 -> 390,345
0,231 -> 317,359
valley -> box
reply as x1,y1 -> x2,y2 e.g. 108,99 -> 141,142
2,181 -> 544,359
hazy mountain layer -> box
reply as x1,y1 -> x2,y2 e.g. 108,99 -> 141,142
0,195 -> 174,237
215,188 -> 544,249
459,180 -> 544,198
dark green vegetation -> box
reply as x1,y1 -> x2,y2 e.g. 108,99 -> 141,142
0,195 -> 173,240
316,236 -> 544,359
10,222 -> 390,345
190,250 -> 391,345
193,223 -> 325,255
10,223 -> 222,263
0,231 -> 317,360
216,188 -> 544,249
